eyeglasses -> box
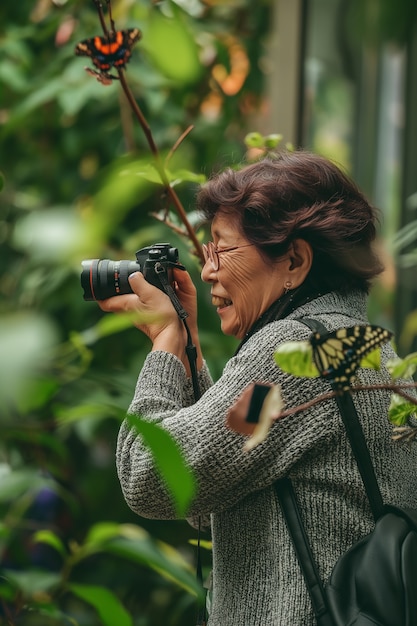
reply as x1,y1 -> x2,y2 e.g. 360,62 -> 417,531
202,241 -> 254,271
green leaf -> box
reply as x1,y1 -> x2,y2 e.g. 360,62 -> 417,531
386,352 -> 417,379
0,578 -> 16,602
0,313 -> 58,411
77,522 -> 201,597
33,530 -> 67,559
104,533 -> 202,598
12,208 -> 87,262
55,402 -> 123,426
168,168 -> 207,186
4,569 -> 60,595
134,163 -> 164,185
388,393 -> 417,426
69,584 -> 132,626
0,469 -> 56,503
16,377 -> 59,413
131,163 -> 206,187
142,7 -> 201,83
84,521 -> 137,546
360,347 -> 382,370
264,133 -> 283,149
274,341 -> 320,378
74,312 -> 157,347
399,309 -> 417,350
127,415 -> 196,517
188,538 -> 212,550
244,132 -> 265,148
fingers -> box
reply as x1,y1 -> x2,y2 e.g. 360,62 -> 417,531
97,272 -> 147,312
128,271 -> 147,294
97,293 -> 138,312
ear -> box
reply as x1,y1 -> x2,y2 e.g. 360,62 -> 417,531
286,239 -> 313,288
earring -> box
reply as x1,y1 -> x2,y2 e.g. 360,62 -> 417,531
284,280 -> 292,294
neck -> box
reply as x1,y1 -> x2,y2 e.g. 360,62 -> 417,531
235,282 -> 330,355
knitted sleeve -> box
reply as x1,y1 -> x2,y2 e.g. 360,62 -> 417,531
116,317 -> 340,520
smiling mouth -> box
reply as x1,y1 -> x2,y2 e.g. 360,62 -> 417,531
212,295 -> 232,309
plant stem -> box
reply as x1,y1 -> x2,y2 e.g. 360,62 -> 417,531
117,70 -> 204,262
93,0 -> 204,262
276,381 -> 417,421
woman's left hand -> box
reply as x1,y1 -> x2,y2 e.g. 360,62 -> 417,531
98,271 -> 183,341
98,269 -> 203,372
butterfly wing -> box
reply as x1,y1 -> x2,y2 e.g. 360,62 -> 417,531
75,28 -> 141,72
311,325 -> 392,390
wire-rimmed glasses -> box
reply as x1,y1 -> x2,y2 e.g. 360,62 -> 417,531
202,241 -> 254,271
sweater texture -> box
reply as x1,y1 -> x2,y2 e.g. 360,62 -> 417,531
116,290 -> 417,625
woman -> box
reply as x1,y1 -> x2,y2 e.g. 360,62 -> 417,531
99,151 -> 417,625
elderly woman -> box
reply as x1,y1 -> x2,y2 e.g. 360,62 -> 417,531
99,151 -> 417,625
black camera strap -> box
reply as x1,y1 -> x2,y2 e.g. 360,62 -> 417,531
155,262 -> 206,624
154,263 -> 201,401
154,262 -> 189,321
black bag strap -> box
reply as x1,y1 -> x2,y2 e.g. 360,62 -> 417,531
275,478 -> 335,626
275,317 -> 386,625
298,317 -> 384,520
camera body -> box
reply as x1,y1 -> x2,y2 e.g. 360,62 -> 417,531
81,243 -> 181,301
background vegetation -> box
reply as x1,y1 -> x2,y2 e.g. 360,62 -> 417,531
0,1 -> 273,624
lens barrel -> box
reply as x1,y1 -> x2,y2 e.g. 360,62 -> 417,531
81,259 -> 140,301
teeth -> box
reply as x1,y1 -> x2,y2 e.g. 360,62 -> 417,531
212,296 -> 232,308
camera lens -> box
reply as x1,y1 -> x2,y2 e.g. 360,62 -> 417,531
81,259 -> 139,301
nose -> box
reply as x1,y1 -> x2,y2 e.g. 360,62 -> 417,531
201,258 -> 217,283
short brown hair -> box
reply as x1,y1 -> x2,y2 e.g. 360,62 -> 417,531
197,151 -> 384,293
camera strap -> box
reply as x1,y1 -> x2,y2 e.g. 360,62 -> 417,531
154,263 -> 201,401
155,262 -> 206,624
155,262 -> 189,320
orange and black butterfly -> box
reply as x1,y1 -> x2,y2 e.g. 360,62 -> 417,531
310,325 -> 393,391
75,28 -> 141,76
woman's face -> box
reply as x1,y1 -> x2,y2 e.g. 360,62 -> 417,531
201,212 -> 289,339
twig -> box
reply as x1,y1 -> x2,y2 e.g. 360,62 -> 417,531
93,0 -> 109,35
165,125 -> 195,165
150,212 -> 189,237
276,381 -> 417,421
117,70 -> 204,261
91,0 -> 204,262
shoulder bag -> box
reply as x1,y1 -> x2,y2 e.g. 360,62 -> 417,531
275,317 -> 417,626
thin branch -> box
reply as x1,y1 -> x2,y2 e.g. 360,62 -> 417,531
93,0 -> 109,35
91,0 -> 205,262
165,125 -> 195,165
117,70 -> 204,261
150,212 -> 189,237
275,381 -> 417,422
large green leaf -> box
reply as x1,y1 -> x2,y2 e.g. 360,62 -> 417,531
142,4 -> 201,83
74,522 -> 203,598
127,414 -> 196,517
69,584 -> 132,626
104,532 -> 202,598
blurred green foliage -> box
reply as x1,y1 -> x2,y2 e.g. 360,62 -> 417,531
0,0 -> 272,623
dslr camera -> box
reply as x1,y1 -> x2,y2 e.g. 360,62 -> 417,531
81,243 -> 182,301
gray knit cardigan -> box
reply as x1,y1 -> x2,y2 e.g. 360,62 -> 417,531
116,291 -> 417,625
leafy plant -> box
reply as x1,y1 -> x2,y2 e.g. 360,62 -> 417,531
242,335 -> 417,451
